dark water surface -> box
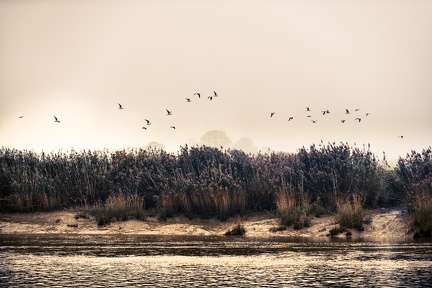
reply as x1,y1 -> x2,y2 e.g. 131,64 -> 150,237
1,234 -> 431,287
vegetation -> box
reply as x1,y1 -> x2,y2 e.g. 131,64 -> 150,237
276,192 -> 310,230
225,221 -> 246,236
336,194 -> 364,231
0,144 -> 431,236
392,147 -> 432,237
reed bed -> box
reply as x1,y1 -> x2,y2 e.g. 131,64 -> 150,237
1,144 -> 429,231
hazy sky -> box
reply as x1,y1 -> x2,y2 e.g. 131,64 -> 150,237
1,0 -> 431,161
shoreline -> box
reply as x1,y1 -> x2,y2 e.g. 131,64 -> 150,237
0,207 -> 414,240
0,207 -> 413,239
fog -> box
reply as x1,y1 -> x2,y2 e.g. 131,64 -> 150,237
1,0 -> 431,163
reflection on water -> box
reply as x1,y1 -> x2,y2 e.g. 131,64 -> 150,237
1,234 -> 431,287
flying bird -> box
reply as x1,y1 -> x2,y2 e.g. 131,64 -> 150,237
341,120 -> 346,123
166,109 -> 172,115
270,112 -> 275,118
186,98 -> 191,102
306,115 -> 312,118
306,107 -> 311,112
355,108 -> 360,111
145,119 -> 151,125
288,117 -> 294,121
17,116 -> 23,119
194,93 -> 201,98
142,127 -> 147,130
118,103 -> 124,109
213,91 -> 218,97
355,118 -> 361,122
398,135 -> 404,139
345,109 -> 350,114
366,113 -> 370,116
170,126 -> 176,129
208,96 -> 213,101
311,120 -> 317,123
53,116 -> 60,123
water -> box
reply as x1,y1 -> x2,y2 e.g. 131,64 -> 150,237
1,234 -> 431,287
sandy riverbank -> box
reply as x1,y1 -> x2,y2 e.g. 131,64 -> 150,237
0,207 -> 414,240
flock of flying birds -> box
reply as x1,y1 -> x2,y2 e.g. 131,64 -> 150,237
270,107 -> 369,124
15,90 -> 404,139
269,107 -> 404,139
16,91 -> 220,131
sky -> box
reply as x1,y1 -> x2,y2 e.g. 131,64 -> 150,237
1,0 -> 431,163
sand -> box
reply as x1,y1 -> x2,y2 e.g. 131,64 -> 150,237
0,207 -> 414,240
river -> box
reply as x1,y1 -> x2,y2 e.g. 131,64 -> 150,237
1,234 -> 431,287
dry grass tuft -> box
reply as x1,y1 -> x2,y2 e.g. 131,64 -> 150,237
336,194 -> 364,230
86,191 -> 145,226
276,192 -> 310,230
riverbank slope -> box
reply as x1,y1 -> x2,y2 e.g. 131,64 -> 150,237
0,207 -> 413,239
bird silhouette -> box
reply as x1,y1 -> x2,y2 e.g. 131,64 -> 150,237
366,113 -> 370,116
186,98 -> 191,102
194,93 -> 201,98
288,117 -> 294,121
355,118 -> 361,122
306,115 -> 312,118
170,126 -> 176,129
270,112 -> 275,118
345,109 -> 350,114
208,96 -> 213,101
17,116 -> 23,119
306,107 -> 311,112
311,120 -> 317,123
341,120 -> 346,123
166,109 -> 172,115
53,116 -> 60,123
145,119 -> 151,125
118,103 -> 124,109
213,91 -> 218,97
142,127 -> 147,130
398,135 -> 404,138
355,108 -> 360,111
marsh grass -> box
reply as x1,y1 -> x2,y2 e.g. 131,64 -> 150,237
276,192 -> 311,230
0,144 -> 413,224
411,192 -> 432,237
86,191 -> 145,226
336,194 -> 364,230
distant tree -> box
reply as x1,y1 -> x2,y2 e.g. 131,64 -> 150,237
200,130 -> 232,149
145,141 -> 165,150
233,137 -> 258,154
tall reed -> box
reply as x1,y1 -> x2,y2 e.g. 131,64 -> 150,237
411,192 -> 432,237
336,194 -> 364,230
87,191 -> 145,226
276,192 -> 310,229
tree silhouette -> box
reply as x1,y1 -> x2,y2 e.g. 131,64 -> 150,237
200,130 -> 232,149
